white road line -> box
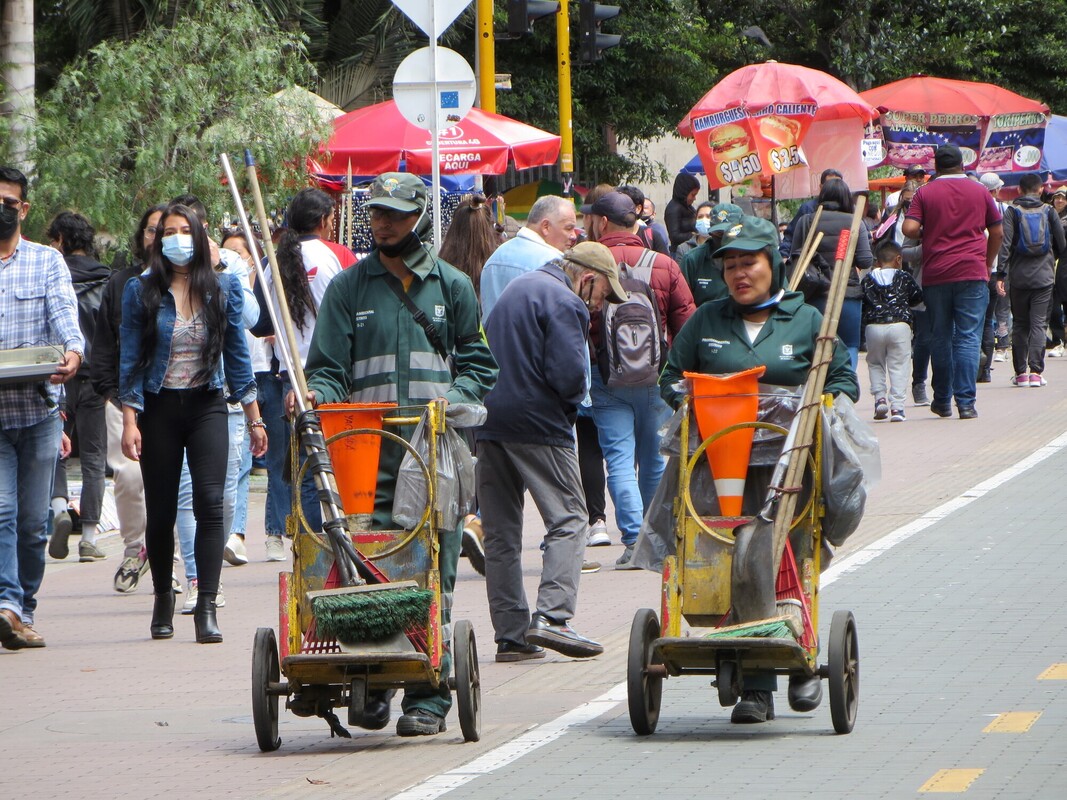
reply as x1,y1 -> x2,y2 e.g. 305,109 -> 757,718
394,430 -> 1067,800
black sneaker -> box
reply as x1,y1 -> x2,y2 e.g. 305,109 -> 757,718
958,404 -> 978,420
730,690 -> 775,723
930,402 -> 952,418
526,613 -> 604,658
496,640 -> 546,662
396,707 -> 447,736
47,510 -> 73,560
912,383 -> 930,406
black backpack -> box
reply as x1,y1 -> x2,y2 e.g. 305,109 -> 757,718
597,249 -> 664,387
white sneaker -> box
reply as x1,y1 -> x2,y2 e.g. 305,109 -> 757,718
1048,344 -> 1065,358
587,519 -> 611,547
216,583 -> 225,608
265,536 -> 286,562
993,350 -> 1007,363
181,579 -> 198,614
172,574 -> 183,594
223,534 -> 248,566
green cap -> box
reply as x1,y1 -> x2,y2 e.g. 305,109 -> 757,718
708,202 -> 744,233
713,215 -> 779,257
366,172 -> 427,214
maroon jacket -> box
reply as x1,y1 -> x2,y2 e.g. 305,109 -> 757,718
590,231 -> 696,351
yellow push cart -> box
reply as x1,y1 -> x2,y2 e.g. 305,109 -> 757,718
251,400 -> 481,750
626,385 -> 859,736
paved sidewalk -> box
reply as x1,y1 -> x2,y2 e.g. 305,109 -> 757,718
3,354 -> 1067,799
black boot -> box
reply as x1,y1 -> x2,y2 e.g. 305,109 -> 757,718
193,595 -> 222,644
151,592 -> 175,639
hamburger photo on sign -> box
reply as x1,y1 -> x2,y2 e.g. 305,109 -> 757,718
709,122 -> 754,163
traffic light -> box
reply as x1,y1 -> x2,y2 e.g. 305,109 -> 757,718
578,0 -> 621,63
507,1 -> 561,37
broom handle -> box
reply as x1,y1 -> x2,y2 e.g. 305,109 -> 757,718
788,205 -> 824,292
788,231 -> 824,293
218,154 -> 298,382
240,150 -> 370,587
770,197 -> 867,576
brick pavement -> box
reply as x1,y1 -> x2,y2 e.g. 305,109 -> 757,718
3,354 -> 1067,799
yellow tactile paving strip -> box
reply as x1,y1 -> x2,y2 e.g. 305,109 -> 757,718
1037,663 -> 1067,680
918,769 -> 986,793
982,711 -> 1041,733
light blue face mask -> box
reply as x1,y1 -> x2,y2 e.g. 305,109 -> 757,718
161,234 -> 195,267
695,218 -> 712,237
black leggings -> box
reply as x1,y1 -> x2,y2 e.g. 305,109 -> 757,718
139,388 -> 228,597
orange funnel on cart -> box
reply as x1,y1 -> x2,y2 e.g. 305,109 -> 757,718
316,403 -> 396,515
684,366 -> 766,517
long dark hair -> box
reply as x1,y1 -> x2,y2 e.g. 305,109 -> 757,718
132,203 -> 167,264
276,188 -> 334,332
819,179 -> 854,213
438,193 -> 498,296
136,202 -> 225,386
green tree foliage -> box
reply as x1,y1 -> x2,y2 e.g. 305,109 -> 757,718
29,1 -> 326,243
487,0 -> 731,183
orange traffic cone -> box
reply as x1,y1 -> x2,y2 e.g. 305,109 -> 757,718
684,366 -> 766,517
316,403 -> 396,515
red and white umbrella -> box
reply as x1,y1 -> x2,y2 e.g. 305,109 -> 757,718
679,61 -> 876,194
318,100 -> 561,176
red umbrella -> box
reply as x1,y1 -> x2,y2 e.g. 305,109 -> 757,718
861,75 -> 1048,119
318,100 -> 561,176
678,61 -> 875,189
860,76 -> 1050,173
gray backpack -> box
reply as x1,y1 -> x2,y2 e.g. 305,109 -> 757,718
597,249 -> 665,388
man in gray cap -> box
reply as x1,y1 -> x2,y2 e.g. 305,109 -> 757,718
303,172 -> 498,736
477,242 -> 625,662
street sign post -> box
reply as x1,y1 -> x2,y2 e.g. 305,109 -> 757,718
391,0 -> 477,247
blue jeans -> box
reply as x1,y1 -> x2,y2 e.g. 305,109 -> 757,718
0,415 -> 62,623
230,407 -> 251,535
175,406 -> 243,581
923,280 -> 987,408
589,374 -> 671,545
258,371 -> 321,536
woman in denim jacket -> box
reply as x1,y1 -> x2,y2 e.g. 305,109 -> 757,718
119,202 -> 267,644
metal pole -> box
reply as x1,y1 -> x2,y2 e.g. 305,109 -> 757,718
557,1 -> 574,174
430,8 -> 443,248
477,0 -> 496,114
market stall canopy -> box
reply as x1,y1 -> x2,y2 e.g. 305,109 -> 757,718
860,75 -> 1050,174
318,100 -> 561,176
678,61 -> 876,195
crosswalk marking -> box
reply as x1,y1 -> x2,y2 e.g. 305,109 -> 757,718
983,711 -> 1041,733
919,769 -> 985,793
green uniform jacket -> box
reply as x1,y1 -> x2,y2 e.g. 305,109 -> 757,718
659,291 -> 859,407
679,240 -> 729,308
305,251 -> 497,408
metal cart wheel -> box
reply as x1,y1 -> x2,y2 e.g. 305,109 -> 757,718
453,619 -> 481,742
627,608 -> 663,736
716,658 -> 740,707
828,610 -> 859,734
252,627 -> 282,751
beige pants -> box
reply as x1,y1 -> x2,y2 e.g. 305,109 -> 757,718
105,401 -> 146,557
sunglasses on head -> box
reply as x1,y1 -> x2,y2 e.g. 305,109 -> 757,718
370,181 -> 421,202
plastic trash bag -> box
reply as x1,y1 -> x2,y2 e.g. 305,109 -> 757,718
820,395 -> 881,547
392,405 -> 482,532
630,386 -> 803,572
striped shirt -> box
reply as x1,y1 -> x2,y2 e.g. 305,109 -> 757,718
0,238 -> 84,429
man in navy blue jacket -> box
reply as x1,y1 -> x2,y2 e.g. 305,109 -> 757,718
477,242 -> 624,662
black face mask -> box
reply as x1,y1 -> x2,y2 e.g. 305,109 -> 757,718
377,230 -> 422,259
0,204 -> 20,240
